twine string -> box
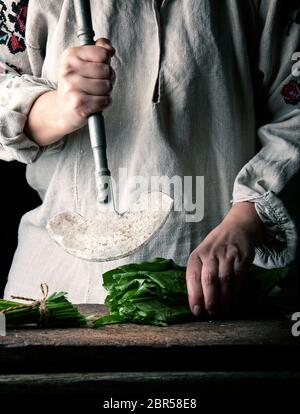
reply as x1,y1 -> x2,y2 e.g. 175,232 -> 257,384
1,283 -> 50,326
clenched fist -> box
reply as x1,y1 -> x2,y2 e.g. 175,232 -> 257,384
25,38 -> 116,146
57,37 -> 115,132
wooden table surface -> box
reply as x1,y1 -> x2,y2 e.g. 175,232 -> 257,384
0,305 -> 299,397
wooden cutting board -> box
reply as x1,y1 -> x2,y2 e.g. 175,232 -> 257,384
0,305 -> 299,398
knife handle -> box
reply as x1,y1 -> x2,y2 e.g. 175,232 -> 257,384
73,0 -> 111,203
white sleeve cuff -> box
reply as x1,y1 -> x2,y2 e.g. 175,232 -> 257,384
232,191 -> 297,269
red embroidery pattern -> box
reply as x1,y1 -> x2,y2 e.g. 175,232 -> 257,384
0,0 -> 28,54
281,80 -> 300,105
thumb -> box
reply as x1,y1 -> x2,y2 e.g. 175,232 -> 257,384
95,38 -> 116,57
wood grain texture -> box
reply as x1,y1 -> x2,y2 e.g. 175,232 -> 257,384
0,305 -> 295,347
0,305 -> 299,375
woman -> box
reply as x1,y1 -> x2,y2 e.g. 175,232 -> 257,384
0,0 -> 299,316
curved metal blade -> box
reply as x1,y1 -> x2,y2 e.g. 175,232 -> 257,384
46,192 -> 173,262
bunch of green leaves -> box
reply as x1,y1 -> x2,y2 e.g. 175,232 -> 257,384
94,258 -> 195,327
94,257 -> 290,327
0,292 -> 86,328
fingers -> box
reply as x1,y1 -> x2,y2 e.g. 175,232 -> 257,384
78,38 -> 115,63
201,256 -> 219,316
186,253 -> 204,316
69,94 -> 112,116
64,38 -> 115,66
218,255 -> 235,313
67,74 -> 113,96
61,38 -> 115,86
64,45 -> 110,65
186,212 -> 258,319
186,245 -> 251,319
69,61 -> 113,80
60,38 -> 116,116
95,37 -> 116,56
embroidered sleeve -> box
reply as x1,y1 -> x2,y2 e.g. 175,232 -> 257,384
0,0 -> 28,73
0,0 -> 60,163
232,0 -> 300,268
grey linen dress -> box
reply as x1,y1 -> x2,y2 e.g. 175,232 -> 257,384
0,0 -> 299,303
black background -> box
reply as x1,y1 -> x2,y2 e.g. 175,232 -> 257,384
0,160 -> 40,296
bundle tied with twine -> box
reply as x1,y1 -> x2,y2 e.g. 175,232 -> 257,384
0,283 -> 86,328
